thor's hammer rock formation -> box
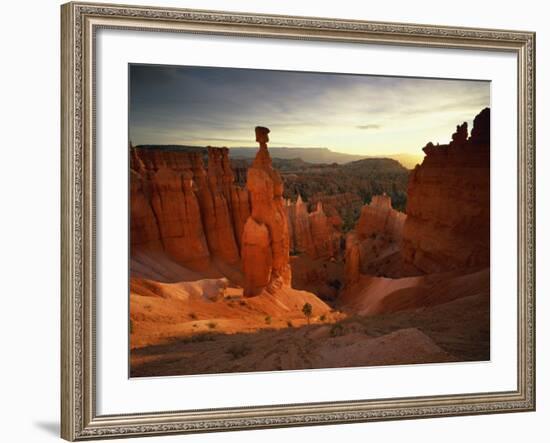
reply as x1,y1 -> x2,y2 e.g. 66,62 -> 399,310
241,127 -> 292,296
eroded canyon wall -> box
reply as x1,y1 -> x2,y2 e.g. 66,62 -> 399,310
356,194 -> 406,242
343,194 -> 406,284
286,195 -> 315,257
286,197 -> 342,260
401,107 -> 490,273
130,145 -> 249,271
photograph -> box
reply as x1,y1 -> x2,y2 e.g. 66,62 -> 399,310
128,64 -> 491,377
56,2 -> 536,440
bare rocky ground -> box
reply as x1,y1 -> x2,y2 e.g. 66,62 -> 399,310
130,286 -> 488,377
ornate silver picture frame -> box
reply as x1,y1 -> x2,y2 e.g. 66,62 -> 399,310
61,1 -> 535,440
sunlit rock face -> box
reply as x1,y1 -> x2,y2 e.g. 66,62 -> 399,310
195,147 -> 240,265
129,145 -> 250,272
308,202 -> 339,259
344,231 -> 361,286
401,108 -> 491,273
286,195 -> 315,256
286,196 -> 342,260
242,127 -> 291,296
342,194 -> 406,286
356,194 -> 406,243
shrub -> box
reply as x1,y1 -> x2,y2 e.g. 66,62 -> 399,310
265,315 -> 272,325
184,332 -> 216,343
286,320 -> 294,328
302,303 -> 313,325
319,314 -> 326,322
226,343 -> 251,360
207,321 -> 217,329
330,323 -> 345,337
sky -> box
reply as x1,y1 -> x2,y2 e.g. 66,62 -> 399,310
129,64 -> 490,158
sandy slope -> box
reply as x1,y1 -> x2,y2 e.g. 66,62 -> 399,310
130,250 -> 334,348
340,267 -> 489,315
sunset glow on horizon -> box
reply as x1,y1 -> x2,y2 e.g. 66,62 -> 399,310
129,64 -> 490,160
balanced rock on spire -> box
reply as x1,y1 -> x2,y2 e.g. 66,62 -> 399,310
241,127 -> 291,296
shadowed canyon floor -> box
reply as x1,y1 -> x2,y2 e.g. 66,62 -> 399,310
130,274 -> 488,377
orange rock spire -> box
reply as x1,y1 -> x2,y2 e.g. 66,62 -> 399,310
242,127 -> 291,296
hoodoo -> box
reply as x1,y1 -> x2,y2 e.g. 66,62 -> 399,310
356,194 -> 406,243
342,194 -> 406,285
308,202 -> 339,259
241,127 -> 292,296
287,195 -> 315,256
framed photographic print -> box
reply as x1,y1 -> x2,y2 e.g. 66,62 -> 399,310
61,1 -> 536,440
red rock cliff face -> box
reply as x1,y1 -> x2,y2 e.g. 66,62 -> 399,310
242,127 -> 291,296
401,108 -> 490,273
308,202 -> 340,259
130,145 -> 249,271
343,194 -> 406,285
130,148 -> 211,271
286,195 -> 315,256
196,148 -> 241,265
286,197 -> 341,260
356,194 -> 406,242
344,232 -> 361,285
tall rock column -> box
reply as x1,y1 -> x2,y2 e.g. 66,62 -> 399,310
287,194 -> 315,256
242,127 -> 291,296
308,202 -> 336,259
344,232 -> 361,286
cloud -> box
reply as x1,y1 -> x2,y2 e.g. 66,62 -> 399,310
129,65 -> 490,156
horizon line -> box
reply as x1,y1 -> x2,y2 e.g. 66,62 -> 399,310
131,143 -> 425,158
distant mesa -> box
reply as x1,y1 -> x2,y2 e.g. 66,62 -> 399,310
228,147 -> 422,169
135,144 -> 423,169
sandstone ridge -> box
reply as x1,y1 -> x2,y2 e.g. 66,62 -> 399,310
130,144 -> 250,272
401,107 -> 490,273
